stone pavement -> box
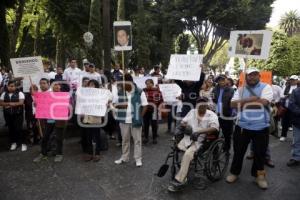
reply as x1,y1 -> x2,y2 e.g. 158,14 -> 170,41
0,119 -> 299,200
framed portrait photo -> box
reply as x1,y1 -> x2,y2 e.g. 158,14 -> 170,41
113,21 -> 132,51
228,30 -> 272,59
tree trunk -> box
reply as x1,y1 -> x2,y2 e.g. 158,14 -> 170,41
117,0 -> 125,21
33,17 -> 41,56
10,0 -> 26,58
0,3 -> 10,68
55,33 -> 65,67
102,0 -> 111,70
15,25 -> 30,56
88,0 -> 103,67
137,0 -> 150,68
160,25 -> 172,69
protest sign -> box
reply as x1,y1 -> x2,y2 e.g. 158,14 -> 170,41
75,88 -> 111,117
10,56 -> 45,92
34,92 -> 70,120
114,21 -> 132,51
133,77 -> 158,89
159,84 -> 182,103
238,71 -> 272,86
228,30 -> 272,59
165,54 -> 203,81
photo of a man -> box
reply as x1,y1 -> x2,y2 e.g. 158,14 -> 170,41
114,21 -> 132,51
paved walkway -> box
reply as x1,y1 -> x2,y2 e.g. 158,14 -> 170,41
0,121 -> 299,200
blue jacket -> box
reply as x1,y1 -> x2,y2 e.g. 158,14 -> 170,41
289,87 -> 300,129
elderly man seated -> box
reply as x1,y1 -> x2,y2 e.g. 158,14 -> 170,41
168,97 -> 219,192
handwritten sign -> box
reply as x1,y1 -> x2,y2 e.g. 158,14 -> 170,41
165,54 -> 203,81
10,56 -> 45,92
239,71 -> 272,86
133,77 -> 158,89
159,84 -> 181,103
75,88 -> 111,117
34,92 -> 70,120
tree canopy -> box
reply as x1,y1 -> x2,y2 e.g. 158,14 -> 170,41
0,0 -> 276,71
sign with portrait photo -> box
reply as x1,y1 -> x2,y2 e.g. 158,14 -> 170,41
228,30 -> 272,59
113,21 -> 132,51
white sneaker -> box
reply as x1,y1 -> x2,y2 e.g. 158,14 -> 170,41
136,159 -> 142,167
10,143 -> 17,151
279,137 -> 286,142
114,158 -> 128,165
21,144 -> 27,152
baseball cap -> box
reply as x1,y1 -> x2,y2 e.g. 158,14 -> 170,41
89,63 -> 95,68
83,59 -> 89,64
246,67 -> 259,74
290,75 -> 299,80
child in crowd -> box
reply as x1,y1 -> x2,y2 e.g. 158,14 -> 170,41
0,80 -> 26,151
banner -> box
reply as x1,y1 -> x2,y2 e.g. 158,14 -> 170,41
239,71 -> 272,86
10,56 -> 45,92
75,88 -> 111,117
165,54 -> 203,81
133,77 -> 158,89
34,92 -> 70,120
159,84 -> 182,103
228,30 -> 272,59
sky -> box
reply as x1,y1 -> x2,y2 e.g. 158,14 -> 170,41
267,0 -> 300,28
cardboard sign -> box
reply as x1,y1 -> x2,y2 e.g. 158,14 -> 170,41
133,77 -> 158,89
228,30 -> 272,59
239,71 -> 272,86
165,54 -> 203,81
159,84 -> 182,103
113,21 -> 132,51
34,92 -> 70,120
75,88 -> 111,117
10,56 -> 45,92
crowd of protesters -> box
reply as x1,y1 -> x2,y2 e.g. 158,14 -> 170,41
0,58 -> 300,192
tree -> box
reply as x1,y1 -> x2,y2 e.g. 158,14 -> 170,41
174,0 -> 275,64
9,0 -> 26,58
279,10 -> 300,37
288,35 -> 300,74
135,0 -> 150,68
209,43 -> 229,74
250,31 -> 294,76
103,0 -> 111,69
0,0 -> 17,67
88,0 -> 103,67
175,34 -> 190,54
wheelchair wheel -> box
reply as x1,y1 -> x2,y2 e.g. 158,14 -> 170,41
205,139 -> 229,182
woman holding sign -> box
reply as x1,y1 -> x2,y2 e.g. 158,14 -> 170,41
82,80 -> 103,162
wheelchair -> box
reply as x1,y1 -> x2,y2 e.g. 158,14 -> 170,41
157,127 -> 230,187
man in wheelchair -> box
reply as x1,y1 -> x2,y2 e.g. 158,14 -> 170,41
168,97 -> 219,192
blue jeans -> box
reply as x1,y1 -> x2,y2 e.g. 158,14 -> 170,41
292,126 -> 300,161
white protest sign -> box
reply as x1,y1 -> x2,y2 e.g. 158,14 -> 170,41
133,76 -> 158,89
75,88 -> 111,117
10,56 -> 45,92
228,30 -> 272,59
165,54 -> 203,81
10,56 -> 44,77
159,84 -> 182,103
